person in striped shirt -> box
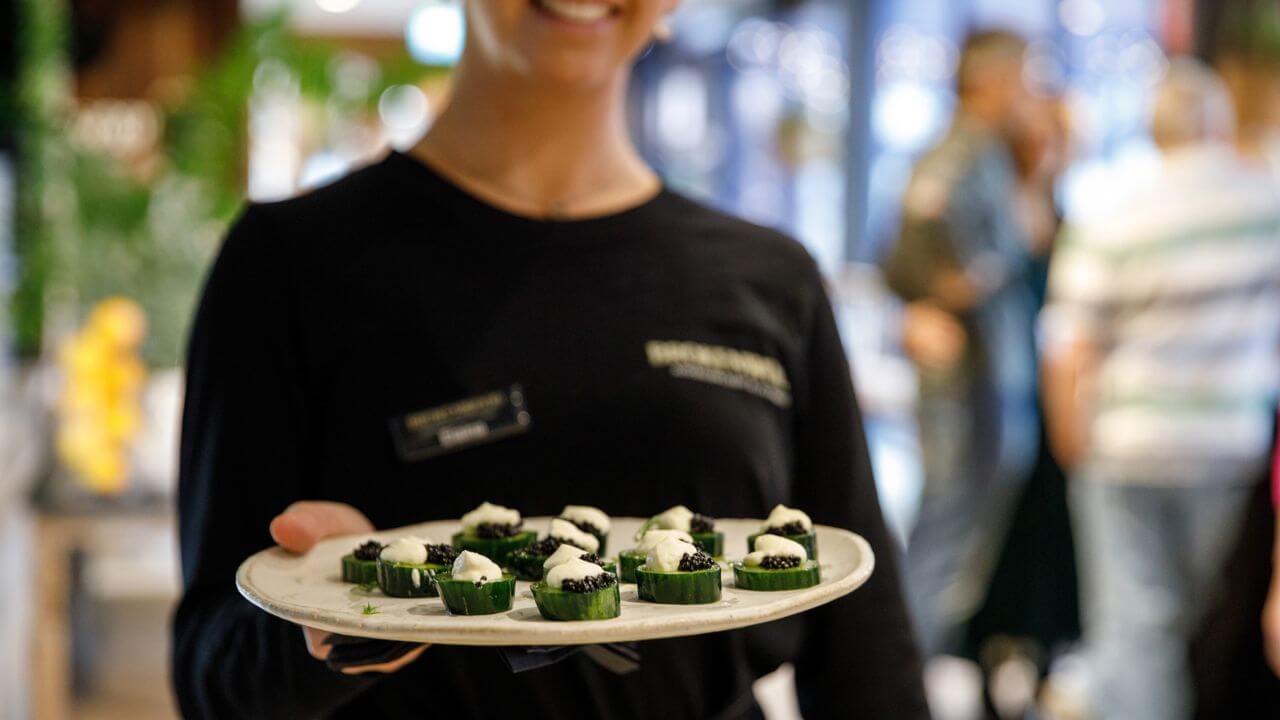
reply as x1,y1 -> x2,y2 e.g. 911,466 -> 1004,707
1042,58 -> 1280,720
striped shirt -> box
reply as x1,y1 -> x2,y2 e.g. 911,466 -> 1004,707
1044,144 -> 1280,483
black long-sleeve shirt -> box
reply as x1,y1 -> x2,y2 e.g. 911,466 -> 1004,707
173,151 -> 928,720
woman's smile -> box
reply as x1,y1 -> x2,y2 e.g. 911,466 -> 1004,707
530,0 -> 622,28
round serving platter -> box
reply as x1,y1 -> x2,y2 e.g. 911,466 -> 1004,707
236,516 -> 874,646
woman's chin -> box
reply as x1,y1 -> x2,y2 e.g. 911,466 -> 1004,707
519,48 -> 629,89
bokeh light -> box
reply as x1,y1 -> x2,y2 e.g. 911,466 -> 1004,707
406,1 -> 465,66
378,84 -> 432,149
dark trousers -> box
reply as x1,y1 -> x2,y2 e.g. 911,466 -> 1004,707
1192,475 -> 1280,719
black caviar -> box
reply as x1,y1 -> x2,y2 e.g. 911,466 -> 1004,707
690,514 -> 716,534
352,540 -> 383,561
765,521 -> 809,537
678,550 -> 716,572
760,555 -> 802,570
562,518 -> 603,536
474,522 -> 522,539
560,572 -> 618,594
579,553 -> 608,568
426,544 -> 458,566
515,537 -> 562,558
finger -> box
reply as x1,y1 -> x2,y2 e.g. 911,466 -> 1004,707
303,627 -> 332,661
340,644 -> 430,675
270,501 -> 374,553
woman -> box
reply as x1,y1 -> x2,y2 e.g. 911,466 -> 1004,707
171,1 -> 927,717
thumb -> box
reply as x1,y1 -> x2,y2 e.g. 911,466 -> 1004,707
270,501 -> 375,554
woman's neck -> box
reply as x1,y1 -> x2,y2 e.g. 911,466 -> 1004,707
409,58 -> 660,220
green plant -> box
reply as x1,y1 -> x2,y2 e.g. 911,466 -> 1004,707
10,0 -> 71,357
10,7 -> 442,366
1218,0 -> 1280,63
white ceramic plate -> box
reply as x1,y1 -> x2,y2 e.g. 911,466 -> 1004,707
236,517 -> 874,646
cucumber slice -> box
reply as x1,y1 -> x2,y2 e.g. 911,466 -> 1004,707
434,573 -> 517,615
635,564 -> 722,604
451,530 -> 537,565
531,581 -> 621,621
732,560 -> 821,591
341,554 -> 378,584
691,531 -> 725,558
508,550 -> 548,581
618,550 -> 645,583
747,531 -> 818,560
510,547 -> 617,581
376,559 -> 450,597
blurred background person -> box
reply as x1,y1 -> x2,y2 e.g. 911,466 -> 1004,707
1010,96 -> 1070,307
1197,400 -> 1280,718
1188,6 -> 1280,714
959,92 -> 1081,720
883,29 -> 1041,683
1212,4 -> 1280,172
1042,58 -> 1280,720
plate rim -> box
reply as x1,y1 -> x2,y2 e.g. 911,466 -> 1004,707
235,518 -> 875,646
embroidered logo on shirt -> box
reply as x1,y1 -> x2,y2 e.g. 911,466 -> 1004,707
645,340 -> 791,408
389,385 -> 531,461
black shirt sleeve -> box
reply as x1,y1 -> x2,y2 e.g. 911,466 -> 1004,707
791,270 -> 930,719
171,206 -> 377,719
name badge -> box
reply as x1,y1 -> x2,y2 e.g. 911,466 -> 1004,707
389,385 -> 531,461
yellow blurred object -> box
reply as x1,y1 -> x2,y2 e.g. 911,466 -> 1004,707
82,449 -> 128,494
105,357 -> 146,394
55,297 -> 149,495
106,405 -> 141,439
89,296 -> 148,349
61,382 -> 106,413
61,334 -> 108,378
56,419 -> 100,464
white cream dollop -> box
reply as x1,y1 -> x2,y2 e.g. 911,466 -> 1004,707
549,518 -> 600,553
761,504 -> 813,532
635,529 -> 694,554
558,505 -> 611,533
651,505 -> 694,532
646,537 -> 701,572
379,536 -> 431,564
543,543 -> 590,571
545,557 -> 609,590
451,550 -> 503,584
743,534 -> 807,567
461,501 -> 521,530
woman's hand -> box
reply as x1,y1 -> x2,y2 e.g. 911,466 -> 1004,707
269,501 -> 429,674
902,301 -> 967,371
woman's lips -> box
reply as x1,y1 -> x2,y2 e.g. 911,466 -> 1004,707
532,0 -> 620,25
